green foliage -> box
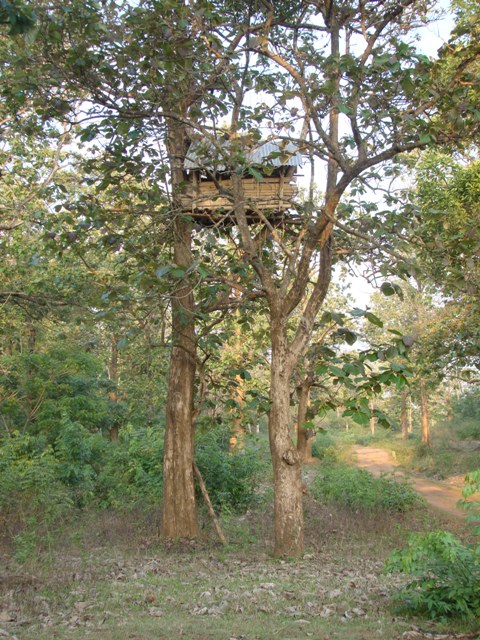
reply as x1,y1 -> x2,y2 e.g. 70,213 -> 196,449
195,428 -> 264,514
311,431 -> 338,463
54,417 -> 107,506
99,424 -> 164,507
454,418 -> 480,441
0,0 -> 36,35
312,462 -> 422,513
454,387 -> 480,422
458,469 -> 480,537
0,431 -> 73,558
0,421 -> 166,558
386,531 -> 480,619
0,346 -> 119,440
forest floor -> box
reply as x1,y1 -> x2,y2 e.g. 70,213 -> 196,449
351,445 -> 469,518
1,476 -> 479,640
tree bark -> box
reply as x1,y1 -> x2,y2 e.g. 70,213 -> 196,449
407,392 -> 413,434
419,378 -> 431,446
369,398 -> 376,436
296,377 -> 314,462
269,327 -> 303,558
400,389 -> 409,440
108,334 -> 119,442
162,218 -> 198,538
161,123 -> 198,539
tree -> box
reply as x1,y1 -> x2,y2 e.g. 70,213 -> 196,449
3,0 -> 479,558
219,0 -> 479,555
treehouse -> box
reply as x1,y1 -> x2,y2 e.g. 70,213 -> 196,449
180,138 -> 302,225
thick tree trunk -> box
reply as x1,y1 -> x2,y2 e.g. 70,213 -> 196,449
162,219 -> 198,539
419,379 -> 431,446
162,121 -> 198,539
269,330 -> 303,558
296,379 -> 314,462
401,389 -> 409,440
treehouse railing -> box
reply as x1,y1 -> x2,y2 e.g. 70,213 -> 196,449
180,176 -> 297,213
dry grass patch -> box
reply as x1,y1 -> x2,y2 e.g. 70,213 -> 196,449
0,495 -> 474,640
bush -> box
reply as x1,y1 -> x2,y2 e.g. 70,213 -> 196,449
458,468 -> 480,537
99,424 -> 164,507
195,428 -> 263,514
456,419 -> 480,441
0,432 -> 73,558
0,347 -> 119,441
311,462 -> 422,512
454,387 -> 480,421
54,417 -> 108,506
311,431 -> 337,462
386,531 -> 480,619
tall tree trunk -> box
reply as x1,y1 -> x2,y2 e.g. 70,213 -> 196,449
269,327 -> 303,558
161,124 -> 198,539
230,318 -> 246,450
407,392 -> 413,434
419,379 -> 431,446
401,389 -> 409,440
162,219 -> 198,538
369,398 -> 376,436
296,377 -> 313,462
108,334 -> 119,442
230,371 -> 246,450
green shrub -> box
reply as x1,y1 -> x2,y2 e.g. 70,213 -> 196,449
311,462 -> 422,512
99,424 -> 164,507
458,468 -> 480,537
311,431 -> 337,461
195,428 -> 263,514
454,387 -> 480,421
456,419 -> 480,441
54,417 -> 108,506
386,531 -> 480,619
0,432 -> 73,557
0,347 -> 119,440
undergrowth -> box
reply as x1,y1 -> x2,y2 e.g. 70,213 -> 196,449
386,468 -> 480,621
311,461 -> 423,513
386,530 -> 480,619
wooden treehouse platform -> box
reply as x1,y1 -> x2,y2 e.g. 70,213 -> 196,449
180,138 -> 302,225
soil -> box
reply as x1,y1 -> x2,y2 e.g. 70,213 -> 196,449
351,445 -> 471,519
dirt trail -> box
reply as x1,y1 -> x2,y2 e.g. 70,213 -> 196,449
351,445 -> 469,519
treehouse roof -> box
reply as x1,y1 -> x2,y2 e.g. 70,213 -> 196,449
184,139 -> 303,172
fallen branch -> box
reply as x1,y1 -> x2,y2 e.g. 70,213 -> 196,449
192,461 -> 227,546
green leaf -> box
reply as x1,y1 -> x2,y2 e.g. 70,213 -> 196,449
380,282 -> 396,296
248,167 -> 263,181
329,365 -> 346,378
350,308 -> 366,317
365,312 -> 383,327
156,265 -> 171,278
344,331 -> 357,345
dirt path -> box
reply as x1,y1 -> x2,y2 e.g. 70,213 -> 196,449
351,445 -> 469,519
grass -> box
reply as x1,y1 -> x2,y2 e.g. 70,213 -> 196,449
2,418 -> 479,640
1,482 -> 475,640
